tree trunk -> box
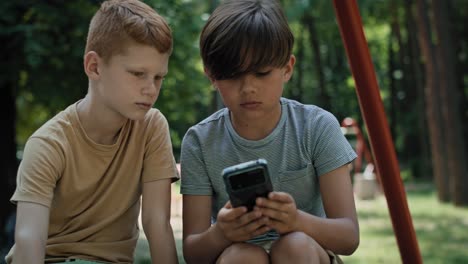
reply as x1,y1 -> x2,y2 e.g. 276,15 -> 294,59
394,0 -> 429,179
404,0 -> 431,179
451,2 -> 468,157
432,0 -> 468,206
389,0 -> 407,143
388,28 -> 397,139
415,0 -> 450,202
303,13 -> 331,110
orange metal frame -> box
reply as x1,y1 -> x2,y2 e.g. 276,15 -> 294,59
332,1 -> 422,263
341,117 -> 374,174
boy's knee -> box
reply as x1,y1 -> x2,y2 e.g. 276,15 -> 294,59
216,243 -> 268,264
271,232 -> 328,263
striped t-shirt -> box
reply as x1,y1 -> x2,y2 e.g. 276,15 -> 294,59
180,97 -> 356,243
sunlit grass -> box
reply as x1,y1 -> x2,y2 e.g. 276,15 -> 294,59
135,184 -> 468,264
342,186 -> 468,264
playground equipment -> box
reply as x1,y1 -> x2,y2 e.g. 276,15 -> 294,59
333,1 -> 422,263
341,117 -> 379,200
341,117 -> 375,175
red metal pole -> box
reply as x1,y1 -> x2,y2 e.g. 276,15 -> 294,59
332,1 -> 422,263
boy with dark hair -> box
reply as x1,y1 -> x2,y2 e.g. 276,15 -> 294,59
180,0 -> 359,263
6,0 -> 179,263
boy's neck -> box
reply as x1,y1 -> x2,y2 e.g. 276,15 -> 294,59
230,103 -> 282,141
76,95 -> 127,145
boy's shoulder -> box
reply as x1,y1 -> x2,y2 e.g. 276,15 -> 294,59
280,98 -> 341,134
281,97 -> 332,118
20,103 -> 78,171
30,103 -> 77,141
141,107 -> 167,127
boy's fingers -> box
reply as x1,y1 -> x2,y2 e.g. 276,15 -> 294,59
268,191 -> 294,203
219,202 -> 247,222
257,196 -> 289,211
227,207 -> 248,221
236,216 -> 270,237
241,209 -> 263,223
222,211 -> 265,241
258,207 -> 286,221
251,225 -> 271,238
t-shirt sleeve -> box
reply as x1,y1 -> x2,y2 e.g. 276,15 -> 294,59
141,111 -> 179,183
179,127 -> 213,195
311,111 -> 357,176
11,137 -> 63,207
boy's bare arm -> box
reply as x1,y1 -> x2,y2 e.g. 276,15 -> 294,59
314,164 -> 360,254
182,195 -> 230,264
14,201 -> 49,264
142,179 -> 178,264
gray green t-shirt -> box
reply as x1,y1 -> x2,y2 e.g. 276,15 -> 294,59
180,97 -> 356,242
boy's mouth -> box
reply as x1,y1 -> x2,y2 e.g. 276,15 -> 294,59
240,101 -> 262,109
136,102 -> 152,110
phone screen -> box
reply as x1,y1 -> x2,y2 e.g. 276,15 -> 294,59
229,168 -> 265,190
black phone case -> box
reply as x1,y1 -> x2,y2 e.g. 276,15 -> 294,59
222,159 -> 273,211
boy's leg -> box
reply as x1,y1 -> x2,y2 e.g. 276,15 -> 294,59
216,242 -> 269,264
270,231 -> 331,264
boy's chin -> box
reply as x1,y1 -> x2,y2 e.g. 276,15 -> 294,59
126,112 -> 148,121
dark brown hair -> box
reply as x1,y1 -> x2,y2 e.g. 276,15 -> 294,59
200,0 -> 294,80
85,0 -> 172,63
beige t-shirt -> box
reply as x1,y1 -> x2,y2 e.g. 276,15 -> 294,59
7,102 -> 179,263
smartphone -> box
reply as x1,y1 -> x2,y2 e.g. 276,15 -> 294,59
222,158 -> 273,211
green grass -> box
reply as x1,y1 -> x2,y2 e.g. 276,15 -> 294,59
342,185 -> 468,264
135,184 -> 468,263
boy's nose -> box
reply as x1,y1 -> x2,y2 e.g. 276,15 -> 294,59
142,81 -> 159,98
240,75 -> 256,94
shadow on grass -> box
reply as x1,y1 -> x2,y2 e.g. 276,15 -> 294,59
412,213 -> 468,263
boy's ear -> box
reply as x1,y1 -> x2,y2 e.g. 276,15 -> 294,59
204,68 -> 215,84
84,51 -> 101,80
204,68 -> 221,90
283,55 -> 296,82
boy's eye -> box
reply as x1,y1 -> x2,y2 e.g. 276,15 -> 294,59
130,71 -> 145,77
154,76 -> 165,81
255,71 -> 271,77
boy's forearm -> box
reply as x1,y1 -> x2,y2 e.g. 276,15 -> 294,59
14,250 -> 45,264
14,202 -> 49,264
183,223 -> 232,264
296,210 -> 360,255
14,236 -> 46,264
144,222 -> 179,264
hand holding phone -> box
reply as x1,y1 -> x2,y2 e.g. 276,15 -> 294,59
222,159 -> 273,211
